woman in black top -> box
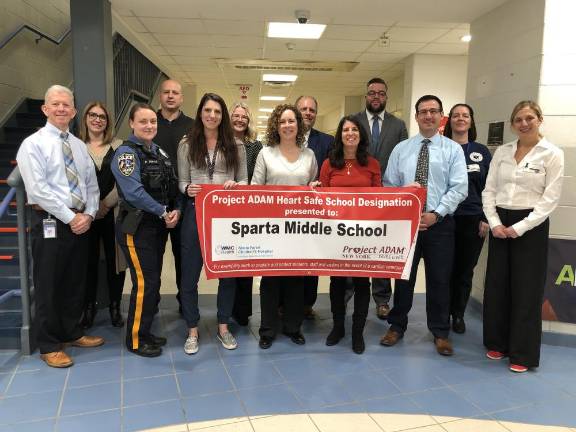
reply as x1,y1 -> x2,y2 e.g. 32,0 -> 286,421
79,101 -> 126,328
443,104 -> 491,333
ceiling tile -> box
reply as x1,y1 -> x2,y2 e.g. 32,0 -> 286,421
201,20 -> 266,36
322,25 -> 389,41
434,28 -> 471,44
121,16 -> 148,33
386,26 -> 449,43
315,39 -> 373,52
138,17 -> 204,34
154,34 -> 213,47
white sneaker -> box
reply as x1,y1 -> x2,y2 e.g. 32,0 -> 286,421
184,335 -> 199,355
217,331 -> 238,350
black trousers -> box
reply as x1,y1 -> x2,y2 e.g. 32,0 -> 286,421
31,210 -> 89,354
330,277 -> 370,322
117,216 -> 167,350
483,208 -> 549,368
303,276 -> 318,307
450,215 -> 485,318
85,211 -> 125,305
233,277 -> 253,320
388,216 -> 455,339
259,276 -> 305,338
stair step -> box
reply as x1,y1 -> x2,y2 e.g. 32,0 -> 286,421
3,127 -> 39,142
0,276 -> 20,291
14,113 -> 46,129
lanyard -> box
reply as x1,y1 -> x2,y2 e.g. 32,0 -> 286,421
206,147 -> 218,181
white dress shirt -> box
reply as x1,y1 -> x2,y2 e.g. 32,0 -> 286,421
482,137 -> 564,236
16,121 -> 99,224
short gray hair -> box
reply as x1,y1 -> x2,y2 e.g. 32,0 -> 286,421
44,85 -> 74,104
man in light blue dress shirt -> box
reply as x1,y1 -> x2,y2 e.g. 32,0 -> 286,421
379,95 -> 468,356
17,85 -> 103,368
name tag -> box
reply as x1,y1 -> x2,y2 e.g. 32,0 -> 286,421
467,163 -> 480,173
43,218 -> 57,239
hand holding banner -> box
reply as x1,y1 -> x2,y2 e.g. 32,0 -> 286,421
195,185 -> 425,279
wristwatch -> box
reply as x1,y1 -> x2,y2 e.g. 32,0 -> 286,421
160,207 -> 168,219
432,211 -> 444,223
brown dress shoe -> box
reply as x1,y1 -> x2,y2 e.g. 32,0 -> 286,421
434,337 -> 454,356
70,335 -> 105,348
41,351 -> 74,368
380,329 -> 403,346
376,304 -> 390,320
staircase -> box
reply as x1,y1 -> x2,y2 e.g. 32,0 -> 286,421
0,98 -> 44,349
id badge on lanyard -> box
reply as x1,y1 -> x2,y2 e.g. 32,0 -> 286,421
43,215 -> 57,239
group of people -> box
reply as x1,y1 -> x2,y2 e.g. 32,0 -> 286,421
16,77 -> 563,374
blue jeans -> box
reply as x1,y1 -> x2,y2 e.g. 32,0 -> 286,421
180,198 -> 236,328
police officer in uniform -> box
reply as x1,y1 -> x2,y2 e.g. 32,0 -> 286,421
112,103 -> 180,357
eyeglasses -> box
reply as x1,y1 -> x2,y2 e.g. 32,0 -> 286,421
231,114 -> 249,121
417,109 -> 442,116
87,112 -> 107,122
366,91 -> 387,98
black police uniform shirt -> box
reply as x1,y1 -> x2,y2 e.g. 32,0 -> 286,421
155,110 -> 194,176
454,141 -> 492,217
112,134 -> 173,216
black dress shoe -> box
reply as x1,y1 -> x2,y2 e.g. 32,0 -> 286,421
452,316 -> 466,334
283,331 -> 306,345
352,334 -> 365,354
259,336 -> 273,349
145,334 -> 167,347
128,343 -> 162,357
326,326 -> 345,346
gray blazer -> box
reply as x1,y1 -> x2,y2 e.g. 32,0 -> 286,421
353,111 -> 408,174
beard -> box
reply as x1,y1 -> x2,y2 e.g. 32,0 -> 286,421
366,100 -> 386,114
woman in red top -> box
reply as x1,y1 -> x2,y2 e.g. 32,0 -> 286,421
316,115 -> 381,354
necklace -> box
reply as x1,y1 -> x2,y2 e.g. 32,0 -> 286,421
345,160 -> 353,175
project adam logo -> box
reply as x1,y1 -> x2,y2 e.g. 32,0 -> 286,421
215,245 -> 235,255
341,245 -> 406,260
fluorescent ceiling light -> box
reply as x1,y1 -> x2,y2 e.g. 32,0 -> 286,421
259,108 -> 273,113
257,115 -> 269,119
262,74 -> 298,82
268,22 -> 326,39
260,96 -> 286,101
460,34 -> 472,42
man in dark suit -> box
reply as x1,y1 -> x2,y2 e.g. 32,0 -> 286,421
352,78 -> 408,320
295,95 -> 334,319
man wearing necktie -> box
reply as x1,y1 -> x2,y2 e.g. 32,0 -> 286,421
17,85 -> 104,368
380,95 -> 468,356
353,78 -> 408,320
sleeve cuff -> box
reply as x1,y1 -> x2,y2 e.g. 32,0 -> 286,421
511,220 -> 530,237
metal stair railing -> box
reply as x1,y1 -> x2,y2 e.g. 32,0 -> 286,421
6,167 -> 34,355
0,24 -> 70,52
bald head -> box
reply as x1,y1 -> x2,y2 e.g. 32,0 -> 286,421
160,79 -> 184,114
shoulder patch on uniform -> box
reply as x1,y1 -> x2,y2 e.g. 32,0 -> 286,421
118,152 -> 135,176
470,152 -> 483,162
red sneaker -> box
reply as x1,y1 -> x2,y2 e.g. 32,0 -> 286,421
486,350 -> 505,360
509,364 -> 528,373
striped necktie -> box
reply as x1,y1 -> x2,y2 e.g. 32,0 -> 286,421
415,138 -> 430,211
60,132 -> 85,211
370,115 -> 380,154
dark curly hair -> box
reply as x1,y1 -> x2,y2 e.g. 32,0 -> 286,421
329,115 -> 370,169
265,104 -> 305,147
443,103 -> 477,142
185,93 -> 239,172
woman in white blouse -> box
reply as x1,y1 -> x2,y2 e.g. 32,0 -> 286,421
251,104 -> 318,349
482,100 -> 564,373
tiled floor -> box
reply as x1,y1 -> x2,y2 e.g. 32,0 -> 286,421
1,294 -> 576,432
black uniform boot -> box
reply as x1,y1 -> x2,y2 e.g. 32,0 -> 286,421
351,317 -> 366,354
326,318 -> 345,346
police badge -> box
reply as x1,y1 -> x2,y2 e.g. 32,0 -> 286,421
118,153 -> 135,176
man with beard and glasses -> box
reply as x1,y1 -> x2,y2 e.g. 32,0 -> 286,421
352,78 -> 408,320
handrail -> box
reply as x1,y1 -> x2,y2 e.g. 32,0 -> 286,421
0,24 -> 70,52
114,89 -> 149,131
0,187 -> 16,219
6,166 -> 34,355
